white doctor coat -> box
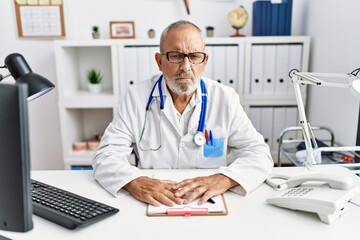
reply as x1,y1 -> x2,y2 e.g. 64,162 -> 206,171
92,75 -> 273,197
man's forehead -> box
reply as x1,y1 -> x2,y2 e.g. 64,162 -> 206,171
163,27 -> 204,51
167,25 -> 200,37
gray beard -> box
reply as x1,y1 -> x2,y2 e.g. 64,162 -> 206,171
163,74 -> 200,96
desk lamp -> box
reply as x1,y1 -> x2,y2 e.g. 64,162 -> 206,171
0,53 -> 54,233
290,68 -> 360,169
0,53 -> 55,101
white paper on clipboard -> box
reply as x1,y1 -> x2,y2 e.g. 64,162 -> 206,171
147,171 -> 227,216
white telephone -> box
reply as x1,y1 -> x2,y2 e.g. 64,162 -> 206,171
266,173 -> 359,224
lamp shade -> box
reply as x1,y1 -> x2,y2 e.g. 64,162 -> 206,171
5,53 -> 55,101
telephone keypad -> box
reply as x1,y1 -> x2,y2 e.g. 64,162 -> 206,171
282,187 -> 314,197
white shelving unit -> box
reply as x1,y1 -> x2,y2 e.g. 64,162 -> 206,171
54,36 -> 310,169
243,36 -> 310,163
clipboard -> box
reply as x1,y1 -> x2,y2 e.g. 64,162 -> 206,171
147,194 -> 228,217
146,171 -> 228,217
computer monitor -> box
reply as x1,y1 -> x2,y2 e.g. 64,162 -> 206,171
0,83 -> 33,232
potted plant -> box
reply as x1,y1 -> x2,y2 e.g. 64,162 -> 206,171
87,68 -> 103,93
92,25 -> 100,39
147,29 -> 155,38
206,26 -> 214,37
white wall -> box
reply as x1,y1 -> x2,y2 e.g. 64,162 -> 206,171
0,2 -> 63,170
1,0 -> 357,170
303,0 -> 360,146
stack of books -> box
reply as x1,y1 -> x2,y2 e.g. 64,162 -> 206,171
252,0 -> 293,36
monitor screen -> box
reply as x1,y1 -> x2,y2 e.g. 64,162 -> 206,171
0,83 -> 33,232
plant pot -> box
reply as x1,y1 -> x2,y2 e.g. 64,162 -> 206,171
92,32 -> 100,39
148,30 -> 155,38
206,29 -> 214,37
88,83 -> 102,94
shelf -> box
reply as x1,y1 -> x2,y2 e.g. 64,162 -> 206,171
63,152 -> 137,170
59,90 -> 117,108
62,85 -> 115,97
245,36 -> 310,44
64,158 -> 93,170
243,93 -> 305,106
55,44 -> 119,101
67,150 -> 96,159
59,108 -> 113,160
55,37 -> 310,168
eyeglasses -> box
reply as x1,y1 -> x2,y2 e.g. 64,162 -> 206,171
161,51 -> 207,64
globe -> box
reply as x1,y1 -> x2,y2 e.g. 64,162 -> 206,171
228,5 -> 248,37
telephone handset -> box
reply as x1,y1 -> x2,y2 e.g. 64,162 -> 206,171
267,172 -> 355,190
266,172 -> 359,224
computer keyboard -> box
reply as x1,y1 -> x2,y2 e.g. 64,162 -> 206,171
31,179 -> 119,230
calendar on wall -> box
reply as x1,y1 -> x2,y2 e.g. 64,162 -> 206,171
14,0 -> 65,38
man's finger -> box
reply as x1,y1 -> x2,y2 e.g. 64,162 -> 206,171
183,186 -> 207,204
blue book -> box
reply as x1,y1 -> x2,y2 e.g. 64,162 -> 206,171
252,1 -> 261,36
259,1 -> 265,35
264,1 -> 272,35
278,1 -> 287,35
253,0 -> 268,36
270,3 -> 279,35
71,165 -> 93,170
284,0 -> 293,35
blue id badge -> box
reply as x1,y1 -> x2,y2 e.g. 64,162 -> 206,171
203,138 -> 224,158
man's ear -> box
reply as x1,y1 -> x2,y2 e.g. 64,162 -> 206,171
155,52 -> 163,71
203,54 -> 209,66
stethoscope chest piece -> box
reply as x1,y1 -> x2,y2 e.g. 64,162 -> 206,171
194,132 -> 206,146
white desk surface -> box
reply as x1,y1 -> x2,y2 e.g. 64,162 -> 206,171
1,166 -> 360,240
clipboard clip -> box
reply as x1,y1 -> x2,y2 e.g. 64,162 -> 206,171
166,206 -> 208,216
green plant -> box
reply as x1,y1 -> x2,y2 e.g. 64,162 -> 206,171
87,68 -> 103,84
206,26 -> 214,30
92,25 -> 99,33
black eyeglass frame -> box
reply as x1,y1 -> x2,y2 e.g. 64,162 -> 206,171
161,51 -> 207,64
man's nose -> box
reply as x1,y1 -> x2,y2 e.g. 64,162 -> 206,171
179,56 -> 191,72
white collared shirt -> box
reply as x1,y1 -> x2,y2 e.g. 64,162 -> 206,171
170,90 -> 197,136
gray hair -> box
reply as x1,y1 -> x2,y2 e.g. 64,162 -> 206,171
159,20 -> 204,52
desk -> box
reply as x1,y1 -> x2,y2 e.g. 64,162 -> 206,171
1,167 -> 360,240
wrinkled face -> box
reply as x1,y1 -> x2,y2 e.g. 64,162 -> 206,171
155,25 -> 208,96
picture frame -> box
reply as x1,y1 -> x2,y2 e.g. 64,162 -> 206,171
110,21 -> 135,39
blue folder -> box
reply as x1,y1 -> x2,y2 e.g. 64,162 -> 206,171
252,0 -> 292,36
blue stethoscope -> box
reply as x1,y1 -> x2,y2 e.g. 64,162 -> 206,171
138,75 -> 208,151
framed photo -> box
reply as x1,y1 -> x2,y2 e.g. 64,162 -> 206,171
110,21 -> 135,39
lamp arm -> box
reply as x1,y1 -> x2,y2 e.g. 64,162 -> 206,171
0,65 -> 10,82
292,74 -> 317,168
293,71 -> 359,89
290,68 -> 360,168
0,73 -> 11,81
